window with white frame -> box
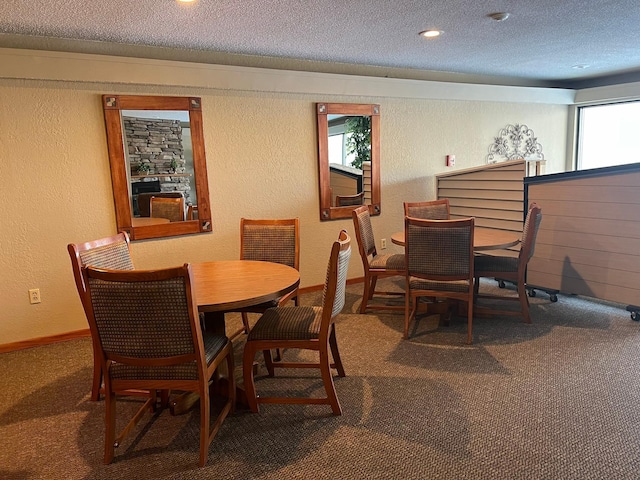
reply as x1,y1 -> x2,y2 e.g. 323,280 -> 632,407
577,101 -> 640,171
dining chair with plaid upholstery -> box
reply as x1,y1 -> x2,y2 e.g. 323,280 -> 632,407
82,264 -> 235,467
68,232 -> 135,401
473,203 -> 542,324
403,198 -> 450,220
235,218 -> 300,338
242,230 -> 351,415
404,216 -> 475,344
352,205 -> 406,313
150,195 -> 185,222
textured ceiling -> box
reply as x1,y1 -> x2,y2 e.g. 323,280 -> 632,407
2,0 -> 640,88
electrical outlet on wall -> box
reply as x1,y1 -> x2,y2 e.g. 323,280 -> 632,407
29,288 -> 41,304
381,238 -> 387,249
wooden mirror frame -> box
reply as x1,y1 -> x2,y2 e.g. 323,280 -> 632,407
102,95 -> 212,240
317,103 -> 381,221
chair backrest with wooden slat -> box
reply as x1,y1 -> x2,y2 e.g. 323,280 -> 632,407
352,205 -> 377,260
67,232 -> 135,401
240,218 -> 300,270
405,216 -> 474,282
68,232 -> 134,312
150,196 -> 185,222
321,230 -> 352,323
404,199 -> 450,220
336,191 -> 365,207
83,264 -> 205,381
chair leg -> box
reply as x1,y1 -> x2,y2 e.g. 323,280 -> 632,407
329,325 -> 345,377
91,356 -> 102,401
369,276 -> 379,299
198,385 -> 211,467
242,344 -> 260,413
359,274 -> 373,313
466,296 -> 474,345
225,348 -> 236,413
241,312 -> 251,334
319,347 -> 342,415
103,387 -> 116,464
517,281 -> 532,324
404,287 -> 414,340
159,389 -> 171,409
263,349 -> 275,377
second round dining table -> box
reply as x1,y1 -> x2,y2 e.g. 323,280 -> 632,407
391,226 -> 521,251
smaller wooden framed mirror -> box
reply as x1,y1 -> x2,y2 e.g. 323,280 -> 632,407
102,95 -> 212,240
317,103 -> 381,221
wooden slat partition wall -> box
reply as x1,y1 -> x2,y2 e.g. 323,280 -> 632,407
436,159 -> 528,233
329,170 -> 358,206
525,163 -> 640,308
363,161 -> 372,205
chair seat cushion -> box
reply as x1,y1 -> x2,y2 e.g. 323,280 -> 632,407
110,332 -> 228,381
409,277 -> 470,293
370,253 -> 405,270
474,253 -> 518,274
247,306 -> 323,341
202,333 -> 230,365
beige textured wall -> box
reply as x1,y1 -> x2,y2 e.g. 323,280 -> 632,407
0,71 -> 568,345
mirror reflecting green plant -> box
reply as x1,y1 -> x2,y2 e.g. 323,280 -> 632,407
345,116 -> 371,169
136,162 -> 151,174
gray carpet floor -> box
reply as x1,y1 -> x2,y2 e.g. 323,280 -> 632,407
2,278 -> 640,480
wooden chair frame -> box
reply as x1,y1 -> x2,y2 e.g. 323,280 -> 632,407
403,198 -> 450,219
404,217 -> 475,344
242,230 -> 351,415
236,218 -> 300,339
352,205 -> 405,313
473,203 -> 542,324
68,232 -> 135,401
83,264 -> 235,467
150,195 -> 185,222
336,191 -> 365,207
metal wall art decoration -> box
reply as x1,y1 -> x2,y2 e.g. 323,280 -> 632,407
486,124 -> 544,163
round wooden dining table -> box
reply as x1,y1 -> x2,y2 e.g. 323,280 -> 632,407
191,260 -> 300,331
391,227 -> 521,251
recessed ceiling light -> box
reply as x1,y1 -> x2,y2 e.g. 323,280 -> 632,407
176,0 -> 196,3
420,30 -> 442,38
572,64 -> 590,69
488,12 -> 510,22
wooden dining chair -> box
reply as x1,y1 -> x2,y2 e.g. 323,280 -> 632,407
150,195 -> 185,222
187,204 -> 199,220
242,230 -> 351,415
404,217 -> 475,344
235,218 -> 300,339
473,203 -> 542,324
136,191 -> 183,217
67,232 -> 135,401
336,191 -> 365,206
82,264 -> 235,467
352,205 -> 405,313
403,198 -> 450,220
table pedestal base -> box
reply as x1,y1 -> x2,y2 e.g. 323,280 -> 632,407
170,311 -> 250,415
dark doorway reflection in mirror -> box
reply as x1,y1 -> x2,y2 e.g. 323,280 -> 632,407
317,103 -> 380,220
102,95 -> 212,240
